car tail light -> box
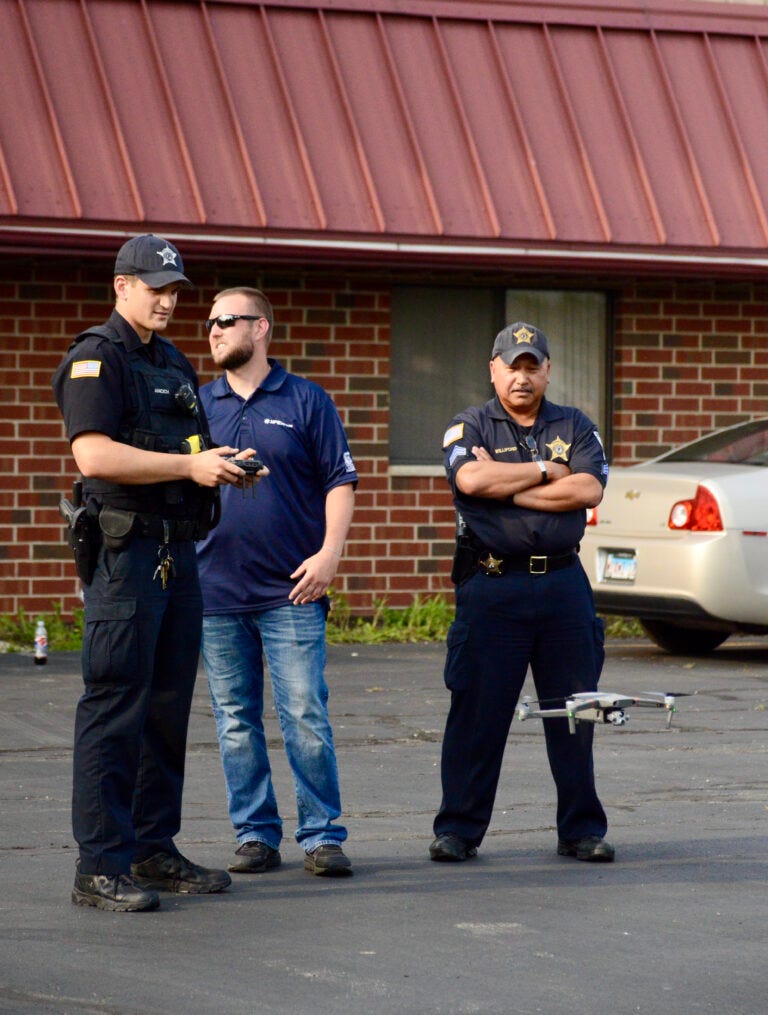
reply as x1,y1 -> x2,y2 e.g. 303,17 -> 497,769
585,507 -> 597,526
668,485 -> 723,531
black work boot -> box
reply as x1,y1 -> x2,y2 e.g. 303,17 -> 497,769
72,863 -> 160,912
557,835 -> 615,862
429,833 -> 478,862
131,851 -> 231,893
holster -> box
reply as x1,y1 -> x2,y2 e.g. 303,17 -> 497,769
59,497 -> 100,585
98,505 -> 137,551
450,534 -> 479,586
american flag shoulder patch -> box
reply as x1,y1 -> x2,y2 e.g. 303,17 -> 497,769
70,360 -> 102,379
442,422 -> 464,448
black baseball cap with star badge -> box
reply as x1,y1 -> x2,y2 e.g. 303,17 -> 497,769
113,234 -> 193,288
491,322 -> 549,365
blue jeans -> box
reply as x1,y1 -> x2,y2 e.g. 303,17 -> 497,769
202,604 -> 347,852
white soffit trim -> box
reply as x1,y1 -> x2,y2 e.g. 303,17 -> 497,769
3,225 -> 768,271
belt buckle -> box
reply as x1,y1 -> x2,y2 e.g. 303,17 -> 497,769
529,555 -> 547,575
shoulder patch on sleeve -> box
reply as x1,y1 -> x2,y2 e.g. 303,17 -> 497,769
443,422 -> 464,448
70,360 -> 102,379
449,445 -> 467,468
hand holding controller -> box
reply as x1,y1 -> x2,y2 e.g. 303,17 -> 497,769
225,456 -> 265,476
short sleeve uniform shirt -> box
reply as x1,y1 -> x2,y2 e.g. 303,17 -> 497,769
52,310 -> 199,444
442,395 -> 608,556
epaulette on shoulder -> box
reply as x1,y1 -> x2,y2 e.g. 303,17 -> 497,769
71,323 -> 119,348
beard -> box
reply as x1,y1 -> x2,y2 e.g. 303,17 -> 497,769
216,342 -> 253,371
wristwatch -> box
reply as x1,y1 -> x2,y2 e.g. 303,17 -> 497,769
536,460 -> 548,483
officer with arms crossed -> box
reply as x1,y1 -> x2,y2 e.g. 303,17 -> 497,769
53,235 -> 256,912
197,286 -> 357,878
430,323 -> 614,865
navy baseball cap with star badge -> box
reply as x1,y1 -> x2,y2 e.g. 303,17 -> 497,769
113,234 -> 193,288
491,322 -> 549,365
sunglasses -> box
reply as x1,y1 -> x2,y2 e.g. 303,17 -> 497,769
205,314 -> 262,332
524,435 -> 542,461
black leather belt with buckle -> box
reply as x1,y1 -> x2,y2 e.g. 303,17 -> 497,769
136,514 -> 200,542
478,550 -> 576,577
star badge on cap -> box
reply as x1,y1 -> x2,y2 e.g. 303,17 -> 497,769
157,245 -> 179,266
513,326 -> 535,344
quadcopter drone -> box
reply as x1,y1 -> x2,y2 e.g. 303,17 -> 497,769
515,691 -> 679,734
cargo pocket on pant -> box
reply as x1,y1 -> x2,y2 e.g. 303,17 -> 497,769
83,598 -> 139,685
443,620 -> 473,692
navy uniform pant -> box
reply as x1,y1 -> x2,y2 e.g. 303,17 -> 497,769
433,559 -> 607,848
74,535 -> 202,875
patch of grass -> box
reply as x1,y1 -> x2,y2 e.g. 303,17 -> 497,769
327,592 -> 455,644
600,614 -> 645,639
0,599 -> 645,653
0,603 -> 84,653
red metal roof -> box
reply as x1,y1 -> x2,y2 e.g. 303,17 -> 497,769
2,0 -> 768,273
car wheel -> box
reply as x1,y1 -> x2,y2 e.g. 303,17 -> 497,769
639,620 -> 729,655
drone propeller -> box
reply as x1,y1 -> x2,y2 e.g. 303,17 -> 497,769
519,694 -> 581,707
641,690 -> 694,697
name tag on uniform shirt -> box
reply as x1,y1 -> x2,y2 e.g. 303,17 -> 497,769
70,360 -> 102,379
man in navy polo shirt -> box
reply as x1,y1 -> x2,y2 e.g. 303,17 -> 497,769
197,286 -> 357,878
430,322 -> 613,865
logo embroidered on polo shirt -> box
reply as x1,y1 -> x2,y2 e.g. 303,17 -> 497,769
344,452 -> 356,472
70,360 -> 102,379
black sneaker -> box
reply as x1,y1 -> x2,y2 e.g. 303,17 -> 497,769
303,844 -> 353,877
429,833 -> 477,862
131,851 -> 232,893
228,841 -> 282,874
557,835 -> 615,863
72,864 -> 160,912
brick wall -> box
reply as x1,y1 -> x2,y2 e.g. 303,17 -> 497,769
0,256 -> 455,619
2,261 -> 767,621
613,279 -> 768,462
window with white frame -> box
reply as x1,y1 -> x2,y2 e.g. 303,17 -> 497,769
390,286 -> 608,468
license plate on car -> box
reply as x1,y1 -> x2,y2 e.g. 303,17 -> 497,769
604,551 -> 637,581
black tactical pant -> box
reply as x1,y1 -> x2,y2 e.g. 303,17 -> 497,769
73,535 -> 202,875
434,559 -> 607,848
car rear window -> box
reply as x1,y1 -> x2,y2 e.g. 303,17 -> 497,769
661,420 -> 768,466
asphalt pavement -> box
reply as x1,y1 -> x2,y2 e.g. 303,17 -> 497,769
1,637 -> 767,1015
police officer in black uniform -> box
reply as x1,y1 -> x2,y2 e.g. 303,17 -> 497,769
430,322 -> 614,865
53,235 -> 257,911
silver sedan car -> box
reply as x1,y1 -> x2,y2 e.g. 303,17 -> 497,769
580,419 -> 768,654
